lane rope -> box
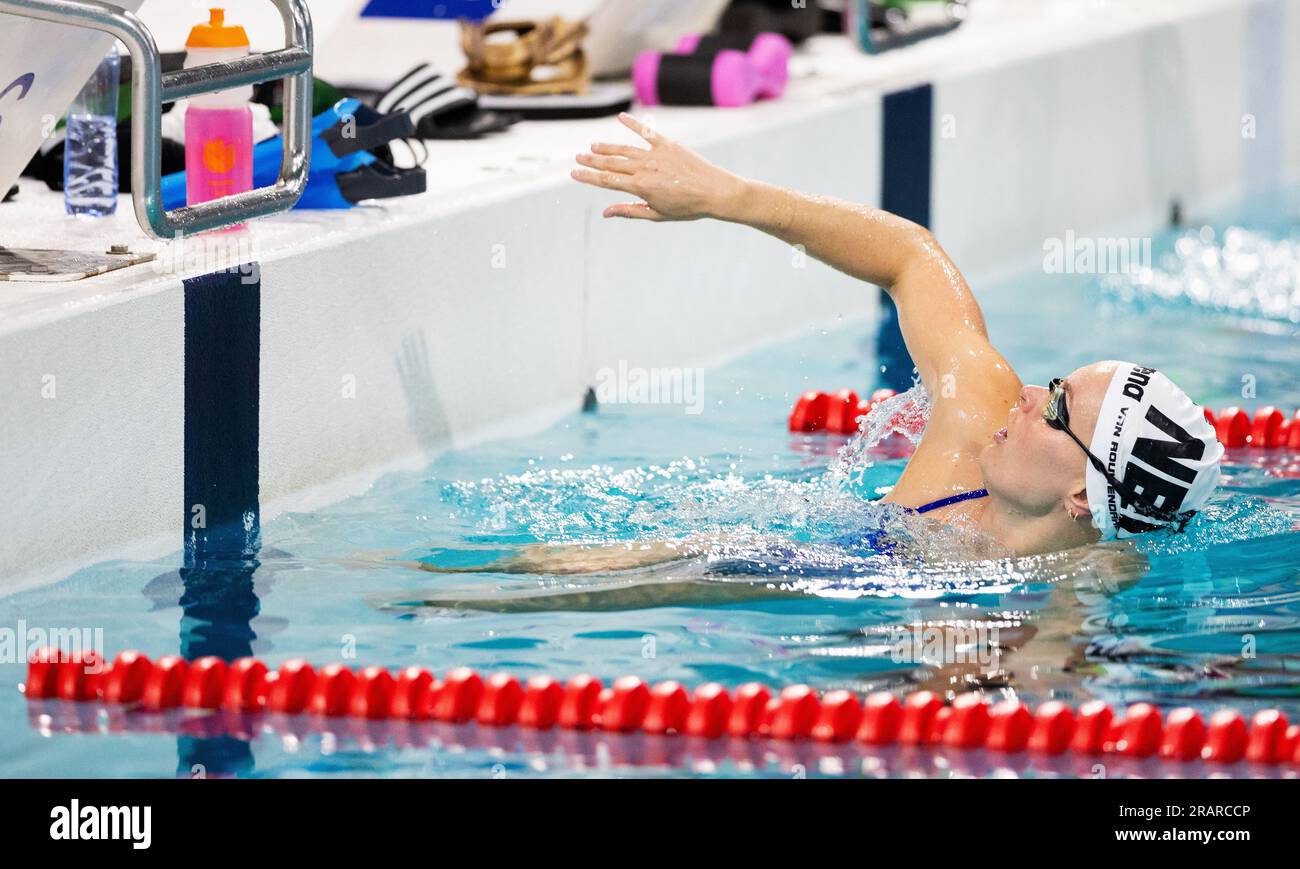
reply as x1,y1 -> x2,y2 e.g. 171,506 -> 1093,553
789,387 -> 1300,450
22,649 -> 1300,767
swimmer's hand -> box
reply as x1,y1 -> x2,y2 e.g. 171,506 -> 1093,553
571,113 -> 746,221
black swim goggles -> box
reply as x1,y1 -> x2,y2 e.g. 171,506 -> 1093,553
1043,378 -> 1192,531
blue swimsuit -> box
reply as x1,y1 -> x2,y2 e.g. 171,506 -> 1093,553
704,489 -> 991,577
857,488 -> 988,553
909,488 -> 989,514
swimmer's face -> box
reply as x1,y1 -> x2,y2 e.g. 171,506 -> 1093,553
978,361 -> 1120,524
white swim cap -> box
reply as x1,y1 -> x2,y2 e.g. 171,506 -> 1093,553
1084,362 -> 1223,539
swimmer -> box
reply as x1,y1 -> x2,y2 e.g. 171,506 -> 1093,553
568,113 -> 1223,558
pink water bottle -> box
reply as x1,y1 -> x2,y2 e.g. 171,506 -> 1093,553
184,8 -> 253,229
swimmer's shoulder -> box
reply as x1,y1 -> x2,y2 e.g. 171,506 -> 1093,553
902,348 -> 1021,474
927,346 -> 1022,439
883,342 -> 1020,510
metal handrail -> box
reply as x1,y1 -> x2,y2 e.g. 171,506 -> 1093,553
0,0 -> 313,239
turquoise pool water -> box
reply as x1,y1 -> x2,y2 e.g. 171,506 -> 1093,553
3,195 -> 1299,778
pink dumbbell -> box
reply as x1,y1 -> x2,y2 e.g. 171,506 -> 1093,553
674,31 -> 792,99
633,49 -> 760,108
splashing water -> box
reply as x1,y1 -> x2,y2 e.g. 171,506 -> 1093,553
1101,226 -> 1300,324
446,384 -> 932,544
825,384 -> 931,491
435,383 -> 1032,589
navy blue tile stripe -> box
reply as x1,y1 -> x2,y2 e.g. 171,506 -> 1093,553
878,83 -> 932,392
182,268 -> 261,563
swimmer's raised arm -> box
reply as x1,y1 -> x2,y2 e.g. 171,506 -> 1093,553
572,114 -> 1020,412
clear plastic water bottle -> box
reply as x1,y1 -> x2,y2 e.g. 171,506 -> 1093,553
63,44 -> 121,217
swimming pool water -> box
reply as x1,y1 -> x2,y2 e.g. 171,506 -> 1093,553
3,194 -> 1299,778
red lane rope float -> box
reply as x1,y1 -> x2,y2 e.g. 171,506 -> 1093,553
789,388 -> 899,435
1205,406 -> 1300,450
22,650 -> 1300,767
791,389 -> 1300,452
